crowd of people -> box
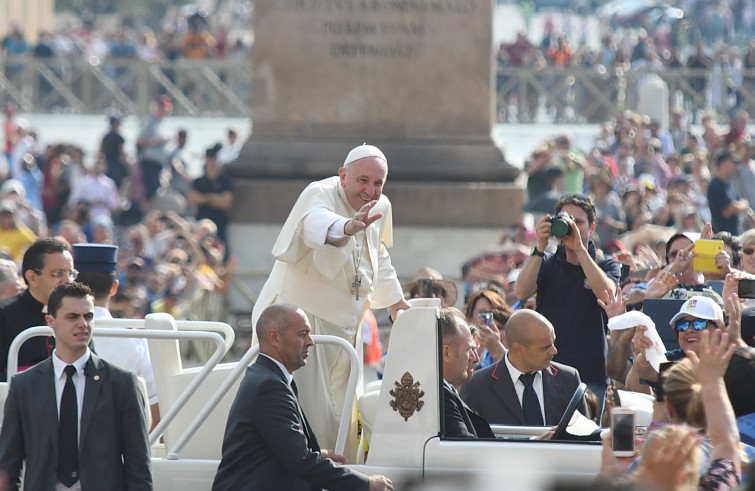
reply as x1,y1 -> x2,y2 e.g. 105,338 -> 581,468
0,95 -> 236,325
495,0 -> 755,122
1,2 -> 253,65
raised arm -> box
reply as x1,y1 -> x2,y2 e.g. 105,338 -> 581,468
689,330 -> 739,467
515,216 -> 552,301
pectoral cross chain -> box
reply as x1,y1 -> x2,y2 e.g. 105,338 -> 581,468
352,272 -> 362,301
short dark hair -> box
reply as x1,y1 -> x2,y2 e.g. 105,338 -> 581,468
21,238 -> 71,286
47,282 -> 93,317
556,194 -> 597,224
713,231 -> 741,267
76,271 -> 116,301
714,151 -> 735,167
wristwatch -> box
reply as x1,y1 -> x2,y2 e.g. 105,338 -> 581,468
531,247 -> 545,258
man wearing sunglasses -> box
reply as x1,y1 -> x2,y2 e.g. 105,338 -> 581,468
626,295 -> 755,417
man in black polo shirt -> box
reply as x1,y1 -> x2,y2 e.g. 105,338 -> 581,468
188,145 -> 233,248
515,194 -> 620,402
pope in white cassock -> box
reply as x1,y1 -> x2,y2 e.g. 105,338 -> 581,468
251,144 -> 412,460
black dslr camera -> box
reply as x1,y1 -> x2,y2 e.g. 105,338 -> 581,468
548,211 -> 574,238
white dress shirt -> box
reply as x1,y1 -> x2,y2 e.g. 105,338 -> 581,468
260,353 -> 293,385
92,306 -> 158,404
504,353 -> 546,424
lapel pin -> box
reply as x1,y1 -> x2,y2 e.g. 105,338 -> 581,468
94,375 -> 100,381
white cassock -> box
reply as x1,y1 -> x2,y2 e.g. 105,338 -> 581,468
251,176 -> 403,458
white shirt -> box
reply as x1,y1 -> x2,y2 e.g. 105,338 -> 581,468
68,173 -> 120,219
260,353 -> 293,385
92,306 -> 158,404
504,353 -> 546,424
52,348 -> 91,439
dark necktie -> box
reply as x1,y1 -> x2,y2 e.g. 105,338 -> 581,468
58,365 -> 79,487
519,372 -> 544,426
291,380 -> 320,452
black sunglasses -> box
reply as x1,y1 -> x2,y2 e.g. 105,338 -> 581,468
626,301 -> 643,312
744,248 -> 754,256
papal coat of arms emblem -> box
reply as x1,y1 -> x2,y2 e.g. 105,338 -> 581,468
389,371 -> 425,421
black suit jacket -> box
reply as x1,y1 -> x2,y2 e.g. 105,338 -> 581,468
460,359 -> 585,426
0,354 -> 152,491
0,290 -> 54,381
212,355 -> 368,491
443,384 -> 495,439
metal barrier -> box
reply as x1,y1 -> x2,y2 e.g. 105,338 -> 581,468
167,334 -> 359,459
496,66 -> 755,124
0,58 -> 252,117
3,57 -> 755,123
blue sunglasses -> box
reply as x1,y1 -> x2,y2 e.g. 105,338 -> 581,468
674,318 -> 710,332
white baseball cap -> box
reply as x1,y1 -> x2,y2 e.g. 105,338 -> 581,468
669,296 -> 723,326
343,144 -> 387,167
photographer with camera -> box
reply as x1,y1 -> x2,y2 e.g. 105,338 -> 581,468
515,194 -> 621,402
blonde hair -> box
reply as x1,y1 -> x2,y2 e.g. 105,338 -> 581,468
663,359 -> 706,430
740,228 -> 755,249
632,425 -> 702,491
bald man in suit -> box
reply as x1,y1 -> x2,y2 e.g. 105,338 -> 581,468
461,309 -> 586,426
212,304 -> 392,491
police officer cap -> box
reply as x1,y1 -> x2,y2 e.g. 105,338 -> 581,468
73,243 -> 118,273
343,144 -> 387,167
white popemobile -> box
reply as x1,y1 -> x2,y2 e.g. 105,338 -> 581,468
1,299 -> 606,490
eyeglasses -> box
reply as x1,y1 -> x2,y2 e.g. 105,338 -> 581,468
34,269 -> 79,281
744,248 -> 754,256
674,318 -> 711,333
626,301 -> 644,312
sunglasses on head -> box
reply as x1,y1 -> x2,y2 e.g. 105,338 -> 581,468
674,318 -> 710,332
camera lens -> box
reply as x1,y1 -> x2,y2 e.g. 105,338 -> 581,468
551,217 -> 570,238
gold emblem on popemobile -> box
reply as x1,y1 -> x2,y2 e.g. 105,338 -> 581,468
389,371 -> 425,421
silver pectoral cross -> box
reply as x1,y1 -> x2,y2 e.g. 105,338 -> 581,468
352,271 -> 362,301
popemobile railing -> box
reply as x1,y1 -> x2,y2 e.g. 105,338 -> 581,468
2,57 -> 755,123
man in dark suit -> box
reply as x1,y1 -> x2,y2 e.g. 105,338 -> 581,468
0,237 -> 73,381
461,309 -> 585,426
440,307 -> 495,439
212,304 -> 392,491
0,282 -> 152,490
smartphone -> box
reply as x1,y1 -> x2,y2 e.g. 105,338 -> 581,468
738,279 -> 755,299
478,311 -> 494,327
611,408 -> 636,457
656,361 -> 676,402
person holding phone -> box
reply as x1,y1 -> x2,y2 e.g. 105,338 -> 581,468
597,330 -> 741,490
463,289 -> 511,369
